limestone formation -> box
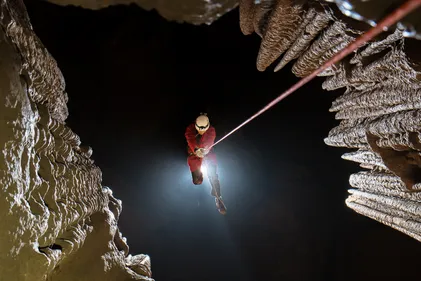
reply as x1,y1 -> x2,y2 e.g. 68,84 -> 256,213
2,3 -> 421,281
0,0 -> 152,280
45,0 -> 239,25
238,0 -> 421,242
327,0 -> 421,40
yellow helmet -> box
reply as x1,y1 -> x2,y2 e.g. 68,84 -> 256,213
195,113 -> 210,133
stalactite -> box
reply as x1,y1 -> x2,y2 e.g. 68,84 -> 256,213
346,199 -> 421,242
256,0 -> 305,71
292,20 -> 360,77
341,150 -> 388,170
349,171 -> 408,191
275,7 -> 332,71
252,0 -> 277,37
238,0 -> 421,242
332,86 -> 421,119
239,0 -> 256,35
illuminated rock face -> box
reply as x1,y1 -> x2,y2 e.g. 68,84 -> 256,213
239,0 -> 421,241
0,1 -> 152,280
45,0 -> 239,25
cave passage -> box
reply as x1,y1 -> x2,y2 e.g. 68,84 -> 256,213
22,1 -> 421,281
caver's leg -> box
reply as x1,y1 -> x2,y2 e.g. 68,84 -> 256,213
188,155 -> 203,185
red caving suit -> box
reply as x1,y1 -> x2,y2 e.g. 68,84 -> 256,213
185,123 -> 217,173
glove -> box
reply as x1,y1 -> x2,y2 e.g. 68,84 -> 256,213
195,148 -> 205,158
195,148 -> 208,158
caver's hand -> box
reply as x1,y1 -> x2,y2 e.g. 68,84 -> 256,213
195,148 -> 205,158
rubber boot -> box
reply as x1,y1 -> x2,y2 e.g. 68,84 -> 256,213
209,173 -> 226,214
191,169 -> 203,185
206,164 -> 226,215
215,197 -> 227,215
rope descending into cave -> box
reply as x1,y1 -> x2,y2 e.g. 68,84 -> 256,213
209,0 -> 421,149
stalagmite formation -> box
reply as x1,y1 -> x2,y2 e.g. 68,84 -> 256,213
0,1 -> 152,280
238,0 -> 421,242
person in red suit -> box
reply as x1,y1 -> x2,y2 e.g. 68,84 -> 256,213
185,113 -> 226,215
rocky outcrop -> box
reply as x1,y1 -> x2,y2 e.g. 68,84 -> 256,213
0,0 -> 152,280
239,0 -> 421,242
44,0 -> 238,25
328,0 -> 421,40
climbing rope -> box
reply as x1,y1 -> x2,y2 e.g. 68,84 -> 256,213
209,0 -> 421,149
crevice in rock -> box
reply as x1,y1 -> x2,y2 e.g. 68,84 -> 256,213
39,243 -> 63,254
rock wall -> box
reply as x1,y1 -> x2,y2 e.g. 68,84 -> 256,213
0,1 -> 152,280
44,0 -> 239,25
239,0 -> 421,241
327,0 -> 421,40
42,0 -> 421,35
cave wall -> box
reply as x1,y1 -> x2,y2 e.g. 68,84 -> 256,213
238,0 -> 421,241
1,1 -> 421,280
0,1 -> 152,280
44,0 -> 239,25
